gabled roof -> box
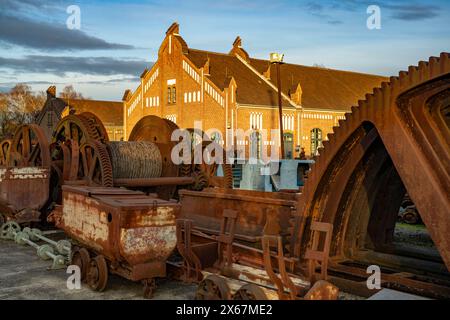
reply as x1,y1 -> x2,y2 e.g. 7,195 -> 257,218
249,58 -> 387,110
184,47 -> 387,111
63,99 -> 123,126
185,49 -> 295,108
36,94 -> 67,124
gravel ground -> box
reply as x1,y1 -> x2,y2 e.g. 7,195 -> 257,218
0,238 -> 196,300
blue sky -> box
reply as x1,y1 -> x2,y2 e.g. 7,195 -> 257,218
0,0 -> 449,100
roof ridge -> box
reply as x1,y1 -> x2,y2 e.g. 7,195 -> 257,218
187,48 -> 235,58
64,98 -> 122,104
188,49 -> 387,78
249,57 -> 387,78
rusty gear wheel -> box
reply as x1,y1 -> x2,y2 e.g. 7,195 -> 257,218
7,124 -> 50,167
52,112 -> 109,146
77,112 -> 109,143
78,140 -> 113,187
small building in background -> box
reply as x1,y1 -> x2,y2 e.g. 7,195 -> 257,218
36,86 -> 124,141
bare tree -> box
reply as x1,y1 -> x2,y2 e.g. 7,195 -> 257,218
59,85 -> 84,100
0,84 -> 45,140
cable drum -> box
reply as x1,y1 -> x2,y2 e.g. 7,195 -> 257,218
107,141 -> 162,179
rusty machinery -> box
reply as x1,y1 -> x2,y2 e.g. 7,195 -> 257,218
0,112 -> 231,298
45,114 -> 235,297
51,114 -> 233,197
1,53 -> 448,300
0,124 -> 51,224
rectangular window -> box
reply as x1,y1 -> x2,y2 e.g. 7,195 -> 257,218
167,87 -> 172,104
188,92 -> 192,103
184,92 -> 187,103
197,91 -> 201,102
172,86 -> 176,103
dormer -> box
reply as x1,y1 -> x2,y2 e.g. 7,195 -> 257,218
263,65 -> 271,80
291,83 -> 303,105
122,89 -> 132,102
203,57 -> 210,76
140,68 -> 149,79
229,36 -> 250,63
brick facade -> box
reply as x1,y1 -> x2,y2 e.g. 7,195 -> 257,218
123,23 -> 387,158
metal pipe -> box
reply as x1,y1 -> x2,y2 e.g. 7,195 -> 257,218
276,62 -> 285,159
33,232 -> 71,255
114,176 -> 195,187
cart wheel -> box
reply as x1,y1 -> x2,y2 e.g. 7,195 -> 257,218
402,208 -> 420,224
142,278 -> 156,299
71,248 -> 90,281
87,255 -> 108,291
196,274 -> 231,300
233,284 -> 268,300
0,221 -> 20,240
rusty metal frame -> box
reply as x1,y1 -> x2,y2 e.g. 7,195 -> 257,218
305,221 -> 333,283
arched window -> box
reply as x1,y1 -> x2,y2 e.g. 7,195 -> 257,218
250,130 -> 262,160
310,128 -> 323,156
172,86 -> 176,103
167,87 -> 172,104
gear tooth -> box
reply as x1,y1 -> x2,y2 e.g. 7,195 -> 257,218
408,66 -> 419,85
358,99 -> 365,108
381,81 -> 390,90
389,76 -> 400,96
440,52 -> 450,69
327,132 -> 334,141
418,61 -> 429,82
429,56 -> 440,78
440,53 -> 450,75
390,76 -> 399,83
345,112 -> 352,120
399,70 -> 409,86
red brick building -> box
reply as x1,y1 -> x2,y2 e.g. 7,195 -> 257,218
123,23 -> 387,157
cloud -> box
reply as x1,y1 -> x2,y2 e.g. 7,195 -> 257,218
306,1 -> 344,25
305,0 -> 440,23
385,4 -> 439,21
0,12 -> 134,51
0,55 -> 150,76
1,0 -> 52,11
